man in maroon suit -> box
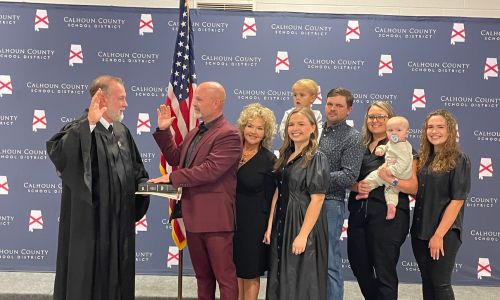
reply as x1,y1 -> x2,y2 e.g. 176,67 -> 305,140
150,81 -> 242,300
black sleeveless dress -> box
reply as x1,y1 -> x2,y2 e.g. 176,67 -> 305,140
233,147 -> 276,278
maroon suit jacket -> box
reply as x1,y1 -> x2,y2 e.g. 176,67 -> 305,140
153,116 -> 242,233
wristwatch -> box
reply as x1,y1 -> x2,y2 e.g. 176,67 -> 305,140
391,178 -> 399,187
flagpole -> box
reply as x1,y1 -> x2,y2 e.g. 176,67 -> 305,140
178,1 -> 189,299
166,0 -> 195,297
178,249 -> 183,300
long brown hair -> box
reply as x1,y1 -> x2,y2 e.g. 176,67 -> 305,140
418,109 -> 460,173
361,101 -> 396,147
274,107 -> 318,170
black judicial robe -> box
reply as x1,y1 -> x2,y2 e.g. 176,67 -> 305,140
46,110 -> 150,300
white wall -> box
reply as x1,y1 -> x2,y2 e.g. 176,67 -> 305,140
2,0 -> 500,18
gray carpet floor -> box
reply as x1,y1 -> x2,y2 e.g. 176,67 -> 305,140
0,271 -> 498,299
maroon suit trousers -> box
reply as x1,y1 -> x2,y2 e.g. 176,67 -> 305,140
186,231 -> 238,300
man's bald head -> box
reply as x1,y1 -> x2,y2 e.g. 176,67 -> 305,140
193,81 -> 226,123
198,81 -> 226,104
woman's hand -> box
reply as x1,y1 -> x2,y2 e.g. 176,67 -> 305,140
378,164 -> 394,184
292,234 -> 307,255
263,228 -> 272,245
357,180 -> 372,194
428,234 -> 445,260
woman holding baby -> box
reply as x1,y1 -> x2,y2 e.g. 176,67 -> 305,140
347,101 -> 418,299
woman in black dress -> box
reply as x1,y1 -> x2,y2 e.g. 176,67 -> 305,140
412,109 -> 471,299
348,101 -> 418,299
233,103 -> 277,300
264,107 -> 330,300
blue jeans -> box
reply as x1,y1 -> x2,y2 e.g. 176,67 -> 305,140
325,199 -> 345,300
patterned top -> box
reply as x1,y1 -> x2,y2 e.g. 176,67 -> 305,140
318,121 -> 364,201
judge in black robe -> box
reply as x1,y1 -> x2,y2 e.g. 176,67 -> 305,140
46,75 -> 150,300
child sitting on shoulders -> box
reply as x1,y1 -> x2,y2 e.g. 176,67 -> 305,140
279,79 -> 323,140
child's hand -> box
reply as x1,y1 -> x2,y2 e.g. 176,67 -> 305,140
375,148 -> 385,156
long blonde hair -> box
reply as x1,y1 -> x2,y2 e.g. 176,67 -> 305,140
418,109 -> 460,173
274,107 -> 318,170
361,101 -> 396,147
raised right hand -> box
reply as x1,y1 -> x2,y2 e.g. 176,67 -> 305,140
157,104 -> 176,130
88,89 -> 107,125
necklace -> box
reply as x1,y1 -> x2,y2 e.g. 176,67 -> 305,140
239,148 -> 258,165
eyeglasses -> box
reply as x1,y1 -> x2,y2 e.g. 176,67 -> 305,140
367,114 -> 388,121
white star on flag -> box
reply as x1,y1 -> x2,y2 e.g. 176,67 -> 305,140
160,0 -> 197,251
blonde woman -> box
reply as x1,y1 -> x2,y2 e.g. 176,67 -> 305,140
348,101 -> 418,299
265,107 -> 330,300
233,103 -> 277,300
411,109 -> 471,299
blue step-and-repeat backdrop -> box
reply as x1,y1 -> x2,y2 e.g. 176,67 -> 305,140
0,2 -> 499,285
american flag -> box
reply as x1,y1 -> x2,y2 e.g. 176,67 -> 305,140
160,0 -> 197,250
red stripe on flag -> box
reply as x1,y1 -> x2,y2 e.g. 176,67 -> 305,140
159,0 -> 197,251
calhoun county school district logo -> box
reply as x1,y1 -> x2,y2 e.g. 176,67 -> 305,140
28,210 -> 43,232
0,14 -> 20,25
275,51 -> 289,73
467,195 -> 498,209
479,157 -> 493,180
313,85 -> 322,105
167,246 -> 179,268
139,14 -> 153,36
378,54 -> 393,76
477,257 -> 492,279
136,113 -> 151,135
242,17 -> 256,39
0,75 -> 13,97
484,57 -> 498,80
0,176 -> 8,195
451,23 -> 465,45
409,195 -> 416,210
0,115 -> 17,126
32,109 -> 47,132
346,20 -> 360,43
135,215 -> 148,234
340,219 -> 348,241
411,88 -> 426,111
34,9 -> 49,31
69,44 -> 83,66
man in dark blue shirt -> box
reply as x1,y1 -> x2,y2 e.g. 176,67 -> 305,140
318,87 -> 364,300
